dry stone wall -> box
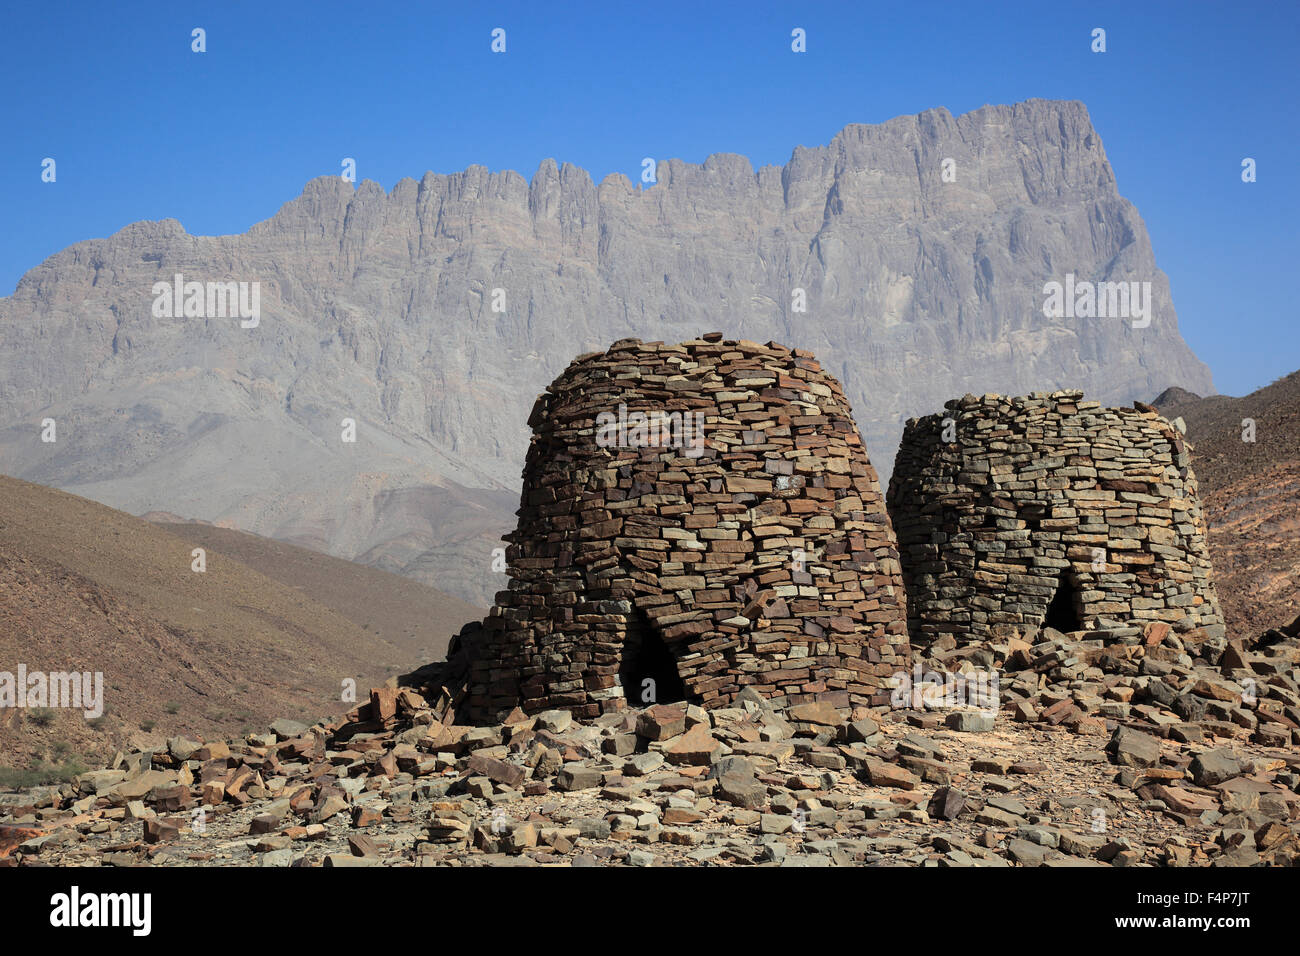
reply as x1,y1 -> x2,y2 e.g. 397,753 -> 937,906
887,390 -> 1226,649
461,334 -> 910,723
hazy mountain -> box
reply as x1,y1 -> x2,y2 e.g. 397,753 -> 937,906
0,98 -> 1212,605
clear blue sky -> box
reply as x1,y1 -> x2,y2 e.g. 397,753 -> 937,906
2,0 -> 1296,396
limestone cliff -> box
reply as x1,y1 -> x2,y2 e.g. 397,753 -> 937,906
0,99 -> 1212,604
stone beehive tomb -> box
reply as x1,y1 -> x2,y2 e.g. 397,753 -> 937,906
887,390 -> 1225,650
461,334 -> 909,722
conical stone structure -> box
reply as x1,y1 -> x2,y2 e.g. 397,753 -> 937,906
460,334 -> 910,722
887,390 -> 1225,649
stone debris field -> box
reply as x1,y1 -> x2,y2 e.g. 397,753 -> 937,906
3,613 -> 1299,868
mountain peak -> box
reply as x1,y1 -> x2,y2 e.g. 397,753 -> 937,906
0,99 -> 1211,607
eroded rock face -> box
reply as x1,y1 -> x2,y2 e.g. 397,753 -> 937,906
887,390 -> 1225,648
462,335 -> 909,722
0,99 -> 1212,605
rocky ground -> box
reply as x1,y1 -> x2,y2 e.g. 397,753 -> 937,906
4,615 -> 1299,868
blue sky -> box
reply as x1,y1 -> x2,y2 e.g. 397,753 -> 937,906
2,0 -> 1296,396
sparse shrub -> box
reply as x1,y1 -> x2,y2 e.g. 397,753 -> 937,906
58,758 -> 89,780
0,757 -> 90,788
164,701 -> 180,715
27,708 -> 57,728
140,720 -> 156,732
0,766 -> 45,788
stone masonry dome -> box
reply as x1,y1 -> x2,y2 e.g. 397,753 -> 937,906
887,390 -> 1225,649
460,334 -> 910,722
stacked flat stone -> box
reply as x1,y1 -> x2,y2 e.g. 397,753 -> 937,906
887,390 -> 1226,650
462,334 -> 909,723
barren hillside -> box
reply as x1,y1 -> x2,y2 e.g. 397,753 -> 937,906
0,476 -> 477,779
1153,371 -> 1300,636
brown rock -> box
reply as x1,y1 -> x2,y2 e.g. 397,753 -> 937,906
143,817 -> 181,843
352,806 -> 383,828
862,758 -> 920,790
637,705 -> 688,742
786,701 -> 843,726
370,687 -> 399,721
466,752 -> 526,788
927,786 -> 967,820
665,724 -> 723,766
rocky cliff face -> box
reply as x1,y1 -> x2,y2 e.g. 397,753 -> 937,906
0,99 -> 1213,605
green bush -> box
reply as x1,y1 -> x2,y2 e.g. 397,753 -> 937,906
0,757 -> 90,788
27,708 -> 57,728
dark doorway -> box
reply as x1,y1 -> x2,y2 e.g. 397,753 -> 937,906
619,610 -> 687,707
1043,571 -> 1082,633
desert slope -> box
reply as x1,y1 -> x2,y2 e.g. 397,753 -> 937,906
150,520 -> 481,662
1153,370 -> 1300,636
0,475 -> 476,776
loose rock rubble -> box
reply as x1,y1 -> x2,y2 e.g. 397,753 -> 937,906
6,615 -> 1298,868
